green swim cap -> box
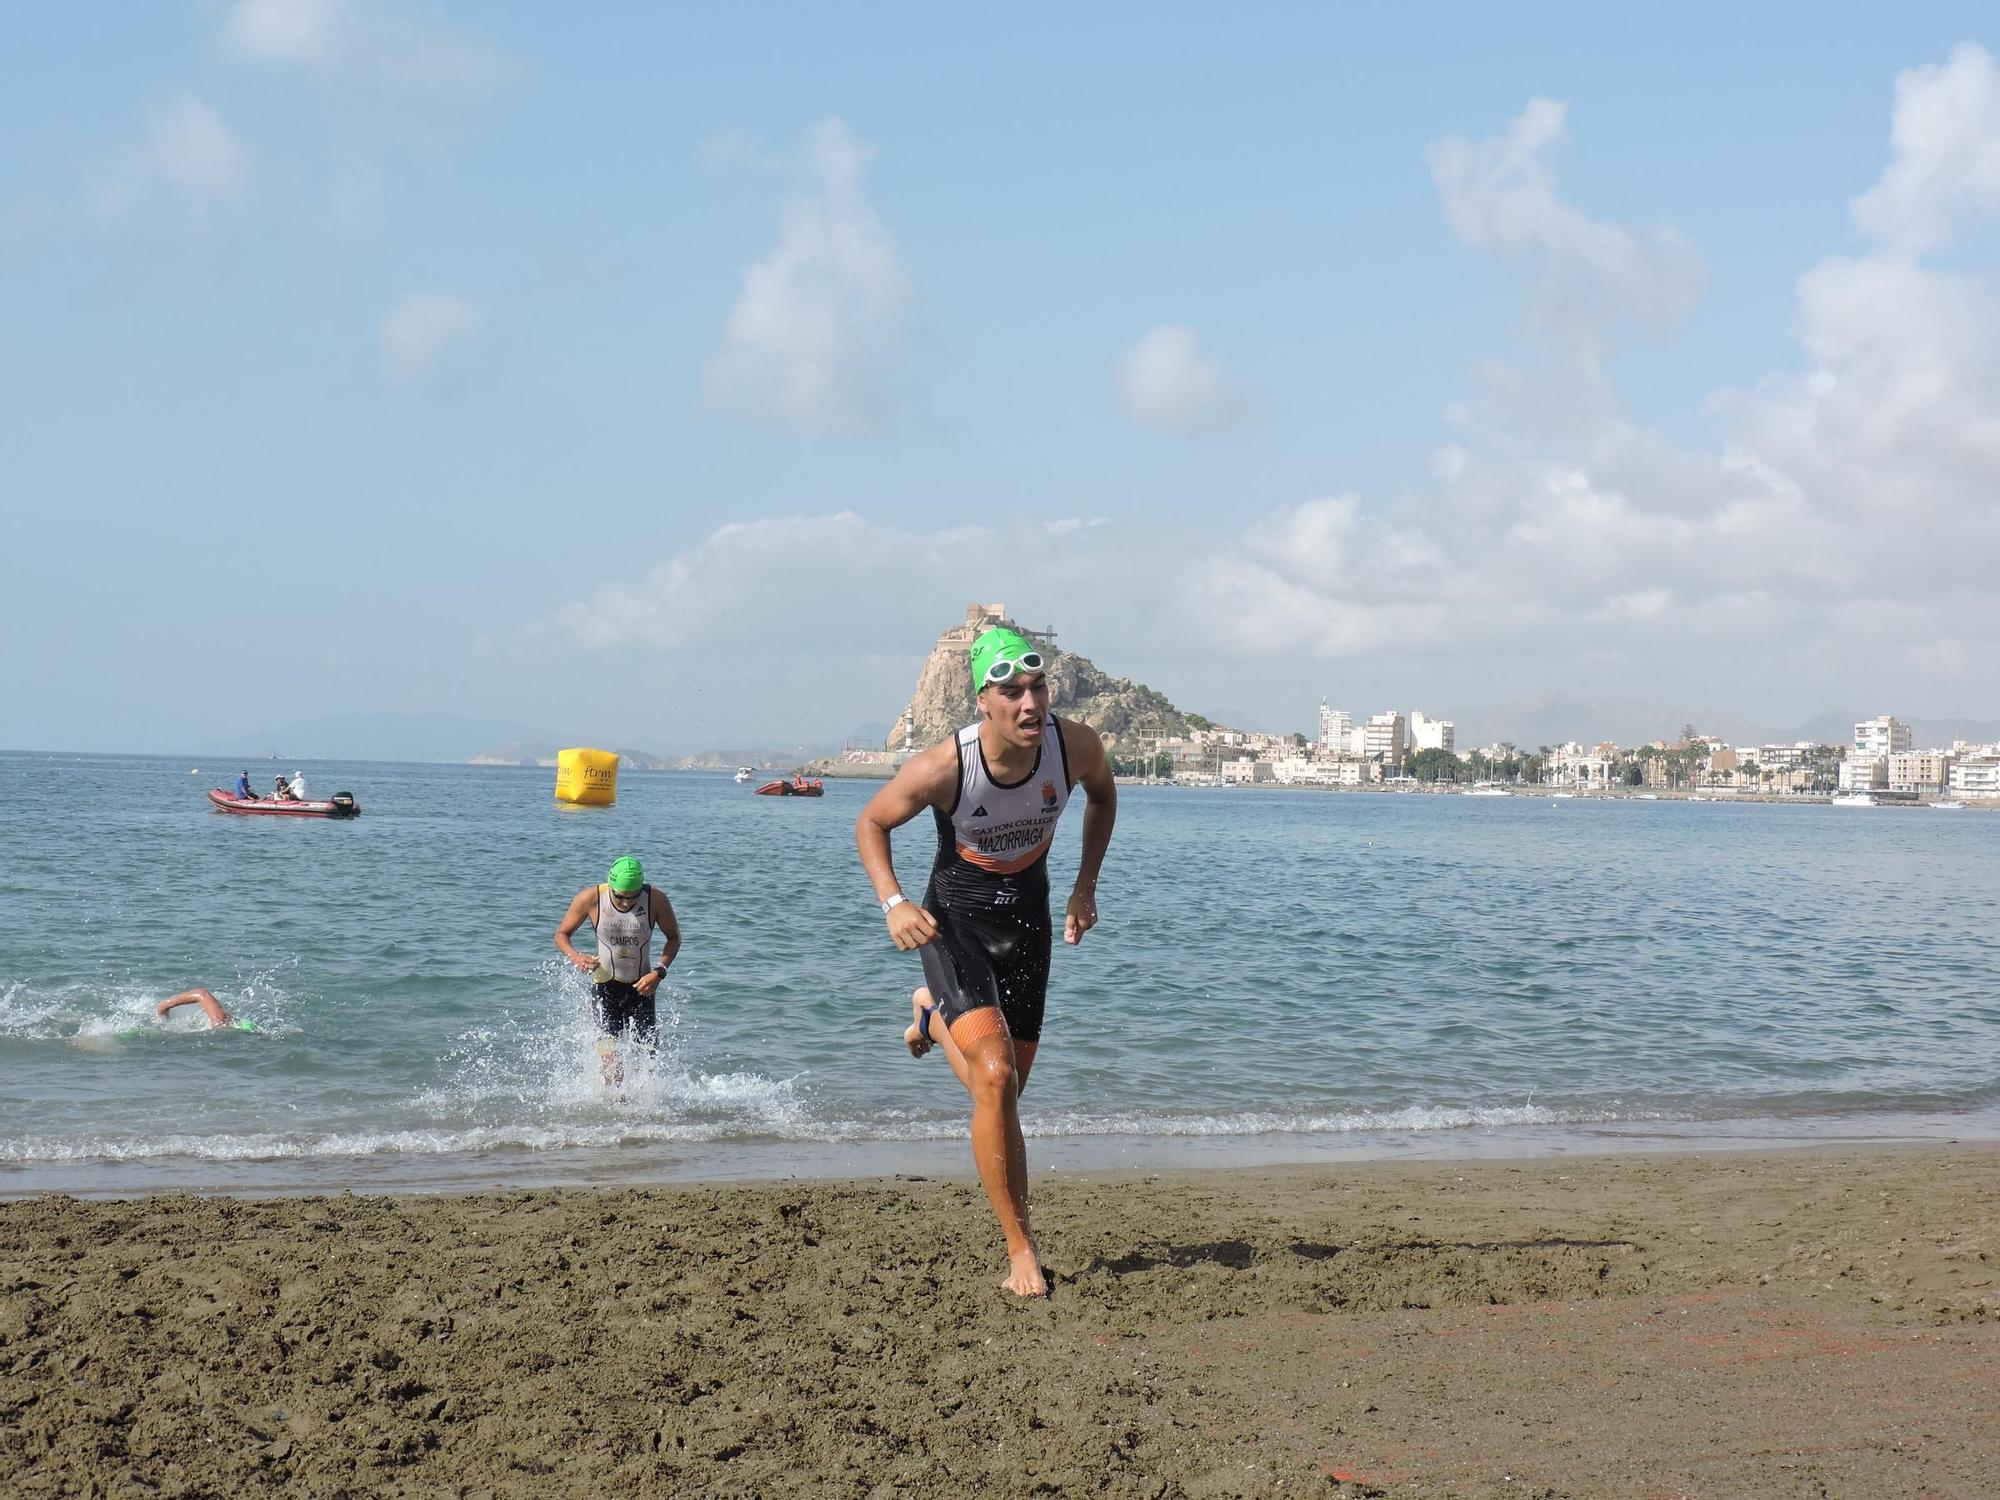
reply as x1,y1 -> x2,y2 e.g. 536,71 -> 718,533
607,856 -> 644,893
969,627 -> 1046,691
230,1019 -> 259,1033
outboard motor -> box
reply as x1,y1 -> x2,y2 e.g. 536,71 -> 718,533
329,792 -> 360,818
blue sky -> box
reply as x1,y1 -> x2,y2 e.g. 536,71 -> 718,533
4,2 -> 1999,753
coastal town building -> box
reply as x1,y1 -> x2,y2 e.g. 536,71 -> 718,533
1756,743 -> 1815,770
1886,751 -> 1952,794
1409,710 -> 1455,753
1316,702 -> 1352,753
1853,715 -> 1911,767
1840,758 -> 1889,792
1949,756 -> 2000,799
1272,755 -> 1372,787
1361,711 -> 1406,766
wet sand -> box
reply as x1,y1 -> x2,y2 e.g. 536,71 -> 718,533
3,1144 -> 1995,1497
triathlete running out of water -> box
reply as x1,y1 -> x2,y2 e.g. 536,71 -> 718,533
155,988 -> 258,1031
554,856 -> 681,1089
856,626 -> 1117,1297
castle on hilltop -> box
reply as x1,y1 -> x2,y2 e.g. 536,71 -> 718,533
931,603 -> 1057,651
885,604 -> 1060,750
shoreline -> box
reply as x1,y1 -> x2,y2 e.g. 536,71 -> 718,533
4,1142 -> 1993,1495
7,1103 -> 1995,1202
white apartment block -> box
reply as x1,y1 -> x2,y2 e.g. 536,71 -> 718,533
1853,715 -> 1911,766
1757,743 -> 1815,770
1950,757 -> 2000,798
1840,758 -> 1889,792
1316,702 -> 1352,752
1219,757 -> 1275,785
1408,710 -> 1455,753
1362,711 -> 1406,763
1887,751 -> 1952,793
1272,756 -> 1374,787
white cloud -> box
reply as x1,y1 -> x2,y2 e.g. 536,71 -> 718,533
223,0 -> 340,67
1850,41 -> 2000,254
1193,557 -> 1438,660
701,119 -> 920,436
97,91 -> 250,217
548,513 -> 1010,652
378,292 -> 487,382
544,511 -> 1169,663
1116,325 -> 1256,435
1429,97 -> 1704,358
221,0 -> 515,99
1191,54 -> 2000,715
533,51 -> 2000,728
1243,496 -> 1360,590
1428,444 -> 1468,482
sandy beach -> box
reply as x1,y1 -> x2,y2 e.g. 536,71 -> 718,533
3,1144 -> 1995,1497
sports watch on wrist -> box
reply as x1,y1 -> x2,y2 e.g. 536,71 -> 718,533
880,893 -> 907,916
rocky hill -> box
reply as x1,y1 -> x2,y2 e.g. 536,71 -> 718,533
885,604 -> 1199,751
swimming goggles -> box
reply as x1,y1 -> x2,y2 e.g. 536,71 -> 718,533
982,651 -> 1045,685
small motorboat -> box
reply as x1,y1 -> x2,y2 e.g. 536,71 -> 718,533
209,789 -> 360,818
733,766 -> 755,782
754,776 -> 824,797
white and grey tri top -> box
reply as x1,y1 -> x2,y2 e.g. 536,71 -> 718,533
927,719 -> 1073,907
592,884 -> 654,983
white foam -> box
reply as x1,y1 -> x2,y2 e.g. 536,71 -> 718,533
0,1097 -> 1687,1165
0,974 -> 296,1041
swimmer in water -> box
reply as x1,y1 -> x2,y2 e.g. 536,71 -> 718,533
857,625 -> 1117,1298
155,988 -> 258,1032
554,856 -> 682,1090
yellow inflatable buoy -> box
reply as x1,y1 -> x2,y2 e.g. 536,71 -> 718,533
555,747 -> 619,806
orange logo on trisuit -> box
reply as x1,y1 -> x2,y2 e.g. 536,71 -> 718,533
1041,779 -> 1058,809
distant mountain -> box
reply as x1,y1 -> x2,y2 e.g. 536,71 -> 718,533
218,712 -> 564,763
467,743 -> 679,771
470,743 -> 830,771
1450,699 -> 2000,752
1456,695 -> 1778,752
1790,712 -> 2000,749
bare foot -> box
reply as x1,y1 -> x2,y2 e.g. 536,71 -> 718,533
904,993 -> 935,1058
595,1037 -> 624,1092
1002,1245 -> 1048,1298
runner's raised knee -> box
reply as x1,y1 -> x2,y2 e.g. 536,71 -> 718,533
963,1039 -> 1017,1104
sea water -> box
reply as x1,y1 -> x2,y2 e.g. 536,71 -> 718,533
2,751 -> 1997,1196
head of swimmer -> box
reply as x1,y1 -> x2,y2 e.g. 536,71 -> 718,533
971,627 -> 1049,747
607,856 -> 644,908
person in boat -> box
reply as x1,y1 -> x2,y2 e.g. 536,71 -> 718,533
855,626 -> 1117,1298
554,856 -> 682,1089
155,988 -> 258,1032
236,769 -> 256,801
272,775 -> 294,801
288,770 -> 307,800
